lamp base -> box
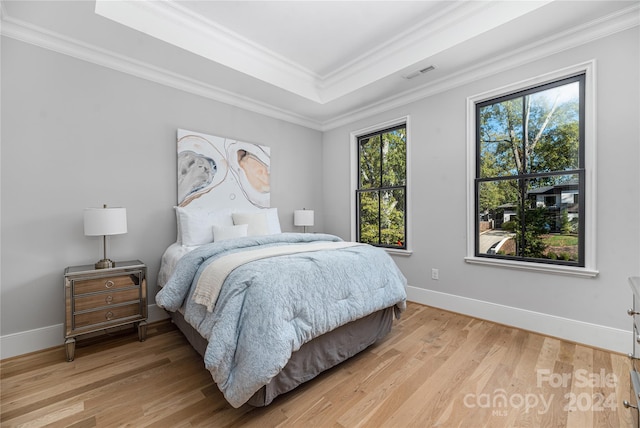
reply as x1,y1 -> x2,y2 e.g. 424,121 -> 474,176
95,259 -> 115,269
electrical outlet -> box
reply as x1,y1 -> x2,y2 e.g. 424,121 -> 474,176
431,268 -> 439,280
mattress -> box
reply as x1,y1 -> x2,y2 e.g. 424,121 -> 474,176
157,242 -> 196,289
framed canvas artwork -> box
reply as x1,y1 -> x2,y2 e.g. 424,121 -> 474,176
177,129 -> 270,210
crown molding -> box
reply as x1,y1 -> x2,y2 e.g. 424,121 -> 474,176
95,0 -> 324,103
0,13 -> 324,131
1,3 -> 637,132
323,3 -> 640,131
319,0 -> 553,104
95,0 -> 552,105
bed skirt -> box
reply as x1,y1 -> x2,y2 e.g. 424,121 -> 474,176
170,306 -> 395,406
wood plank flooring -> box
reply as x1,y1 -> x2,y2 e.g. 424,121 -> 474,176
1,302 -> 633,427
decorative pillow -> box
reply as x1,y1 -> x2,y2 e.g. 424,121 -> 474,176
175,206 -> 233,246
213,224 -> 248,241
232,211 -> 270,236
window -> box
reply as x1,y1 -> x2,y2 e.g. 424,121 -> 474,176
474,73 -> 586,267
355,123 -> 407,250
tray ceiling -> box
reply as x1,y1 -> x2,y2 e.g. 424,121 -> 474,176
2,1 -> 638,129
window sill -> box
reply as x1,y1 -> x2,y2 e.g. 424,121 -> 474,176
385,248 -> 413,257
464,256 -> 598,278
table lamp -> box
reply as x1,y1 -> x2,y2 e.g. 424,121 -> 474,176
294,208 -> 314,233
84,204 -> 127,269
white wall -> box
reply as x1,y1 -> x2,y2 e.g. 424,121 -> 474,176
2,20 -> 638,360
322,28 -> 640,353
1,37 -> 323,358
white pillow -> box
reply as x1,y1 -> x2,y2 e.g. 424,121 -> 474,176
264,208 -> 282,234
175,207 -> 183,245
213,224 -> 248,241
232,211 -> 270,236
175,206 -> 233,246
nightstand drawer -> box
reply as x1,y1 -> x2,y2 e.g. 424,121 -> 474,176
73,274 -> 139,295
74,288 -> 140,312
74,303 -> 142,328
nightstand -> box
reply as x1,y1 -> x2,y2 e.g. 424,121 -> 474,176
626,276 -> 640,425
64,260 -> 147,361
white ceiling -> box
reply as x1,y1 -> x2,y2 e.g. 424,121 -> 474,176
178,1 -> 452,77
2,1 -> 639,130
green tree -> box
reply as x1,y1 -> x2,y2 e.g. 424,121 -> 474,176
560,209 -> 571,235
515,206 -> 548,258
358,127 -> 406,247
479,79 -> 580,258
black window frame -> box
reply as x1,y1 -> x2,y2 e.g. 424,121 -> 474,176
474,74 -> 586,267
356,124 -> 407,250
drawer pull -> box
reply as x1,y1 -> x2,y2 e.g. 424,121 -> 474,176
105,311 -> 114,321
105,280 -> 115,289
628,308 -> 640,316
624,400 -> 638,409
105,295 -> 113,304
636,335 -> 640,345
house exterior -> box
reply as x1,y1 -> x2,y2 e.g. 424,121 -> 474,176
528,180 -> 580,233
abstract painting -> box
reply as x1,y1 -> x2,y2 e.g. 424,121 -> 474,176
177,129 -> 270,210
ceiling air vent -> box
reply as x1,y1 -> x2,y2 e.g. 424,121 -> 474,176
402,65 -> 436,80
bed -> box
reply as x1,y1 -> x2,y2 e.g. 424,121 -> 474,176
155,129 -> 407,408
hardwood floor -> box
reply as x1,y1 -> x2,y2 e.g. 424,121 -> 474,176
1,302 -> 633,427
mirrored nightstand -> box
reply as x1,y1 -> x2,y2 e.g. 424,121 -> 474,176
64,260 -> 147,361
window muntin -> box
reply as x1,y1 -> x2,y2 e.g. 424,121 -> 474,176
475,74 -> 585,266
356,124 -> 407,249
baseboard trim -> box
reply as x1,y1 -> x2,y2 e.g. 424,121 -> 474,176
2,294 -> 629,359
1,304 -> 170,360
406,285 -> 630,354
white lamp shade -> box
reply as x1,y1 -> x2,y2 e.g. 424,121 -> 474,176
294,209 -> 314,227
84,207 -> 127,236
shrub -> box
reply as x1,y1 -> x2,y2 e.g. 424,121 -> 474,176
559,252 -> 571,261
502,221 -> 516,231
